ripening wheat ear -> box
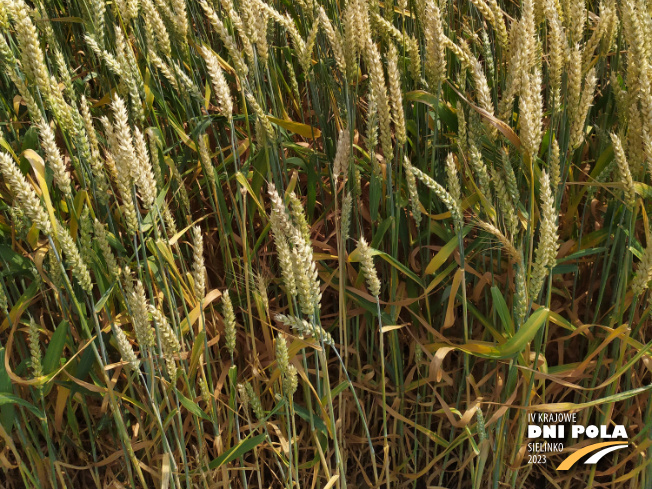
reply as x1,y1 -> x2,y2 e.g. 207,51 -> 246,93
276,334 -> 289,376
246,92 -> 274,141
38,121 -> 72,199
528,170 -> 559,299
222,290 -> 237,358
219,0 -> 254,64
610,133 -> 636,208
298,18 -> 320,75
113,323 -> 140,370
386,44 -> 406,145
409,163 -> 463,229
199,46 -> 233,122
403,158 -> 422,227
475,220 -> 521,264
365,38 -> 393,160
632,237 -> 652,297
424,2 -> 446,89
276,335 -> 298,397
519,70 -> 543,158
444,153 -> 463,232
192,226 -> 206,301
317,6 -> 346,75
242,381 -> 265,420
357,238 -> 381,297
0,152 -> 52,235
199,0 -> 248,78
141,0 -> 171,56
53,219 -> 92,292
127,279 -> 155,349
94,219 -> 121,278
28,319 -> 42,378
132,127 -> 158,209
275,314 -> 334,345
545,0 -> 565,104
150,305 -> 180,378
12,0 -> 51,99
332,130 -> 351,179
341,194 -> 353,243
289,226 -> 322,315
268,183 -> 299,297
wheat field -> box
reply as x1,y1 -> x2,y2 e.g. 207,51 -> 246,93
0,0 -> 650,487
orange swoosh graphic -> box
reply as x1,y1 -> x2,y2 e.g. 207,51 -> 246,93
557,442 -> 628,471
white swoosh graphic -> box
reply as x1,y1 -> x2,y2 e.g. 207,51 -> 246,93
584,444 -> 628,464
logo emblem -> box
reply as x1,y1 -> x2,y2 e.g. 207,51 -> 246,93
556,442 -> 629,470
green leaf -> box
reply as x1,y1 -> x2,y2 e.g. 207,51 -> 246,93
533,385 -> 652,413
370,170 -> 381,222
377,252 -> 423,287
404,90 -> 457,130
294,404 -> 328,434
0,245 -> 34,276
43,320 -> 68,375
93,283 -> 115,314
556,247 -> 607,264
493,308 -> 550,357
178,392 -> 212,422
371,217 -> 393,249
20,127 -> 40,153
208,434 -> 266,469
0,393 -> 44,419
424,235 -> 458,275
458,308 -> 550,359
0,348 -> 15,432
490,286 -> 514,336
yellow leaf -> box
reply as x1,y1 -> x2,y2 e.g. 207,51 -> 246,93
268,116 -> 322,139
168,119 -> 197,152
443,269 -> 463,328
179,289 -> 222,334
235,172 -> 266,215
425,235 -> 458,275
